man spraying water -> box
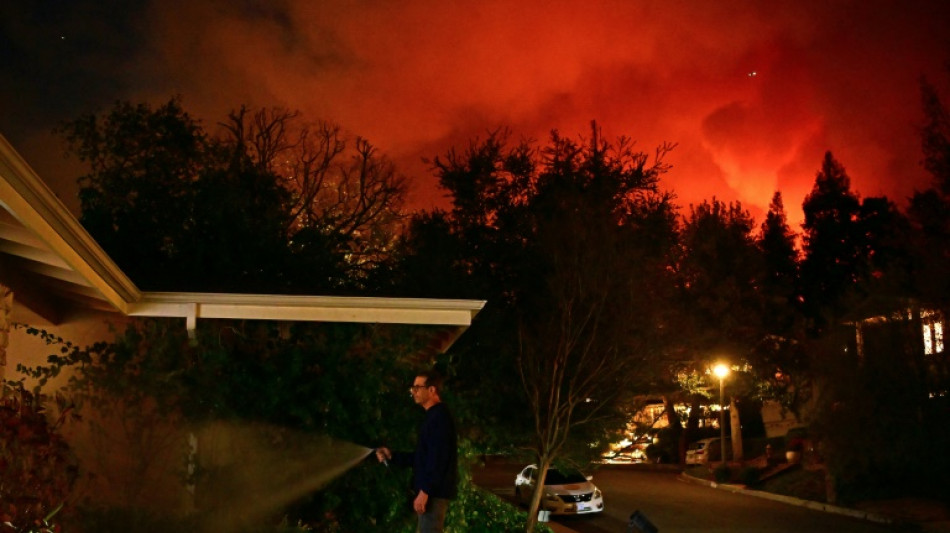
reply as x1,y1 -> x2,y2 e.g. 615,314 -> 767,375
376,370 -> 458,533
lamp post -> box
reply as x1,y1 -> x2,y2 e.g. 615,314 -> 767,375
713,363 -> 730,465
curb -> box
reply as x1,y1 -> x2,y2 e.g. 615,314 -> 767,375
677,473 -> 902,526
544,521 -> 581,533
598,462 -> 685,473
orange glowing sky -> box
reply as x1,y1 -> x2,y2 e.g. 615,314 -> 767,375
3,1 -> 950,229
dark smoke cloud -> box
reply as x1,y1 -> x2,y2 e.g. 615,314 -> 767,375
3,0 -> 949,227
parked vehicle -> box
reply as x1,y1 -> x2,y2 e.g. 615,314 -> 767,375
514,464 -> 604,515
685,437 -> 731,465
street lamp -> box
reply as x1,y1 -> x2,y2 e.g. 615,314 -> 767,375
713,363 -> 731,465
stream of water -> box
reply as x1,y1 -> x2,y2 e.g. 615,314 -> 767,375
191,421 -> 374,532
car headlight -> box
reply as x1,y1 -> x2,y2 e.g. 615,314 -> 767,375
594,489 -> 602,499
545,494 -> 560,502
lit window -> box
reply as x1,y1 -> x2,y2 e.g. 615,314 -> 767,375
924,324 -> 933,354
923,310 -> 945,355
936,321 -> 944,353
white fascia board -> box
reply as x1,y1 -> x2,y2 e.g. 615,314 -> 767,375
0,135 -> 141,311
129,292 -> 486,326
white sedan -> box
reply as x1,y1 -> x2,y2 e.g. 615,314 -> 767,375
514,464 -> 604,515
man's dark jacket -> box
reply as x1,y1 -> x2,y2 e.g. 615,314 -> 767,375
392,402 -> 458,499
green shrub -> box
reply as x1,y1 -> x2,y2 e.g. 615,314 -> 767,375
447,482 -> 553,533
713,464 -> 731,483
739,466 -> 760,486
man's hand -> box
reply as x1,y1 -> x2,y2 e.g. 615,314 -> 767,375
413,490 -> 429,514
375,447 -> 391,463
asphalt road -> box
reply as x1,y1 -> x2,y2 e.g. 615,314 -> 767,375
472,462 -> 906,533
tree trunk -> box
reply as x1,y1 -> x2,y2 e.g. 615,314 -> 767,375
729,397 -> 743,462
663,395 -> 682,463
680,394 -> 703,463
524,457 -> 552,533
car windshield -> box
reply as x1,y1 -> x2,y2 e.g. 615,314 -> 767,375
544,468 -> 588,485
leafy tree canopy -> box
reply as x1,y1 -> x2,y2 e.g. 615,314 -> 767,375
58,98 -> 407,294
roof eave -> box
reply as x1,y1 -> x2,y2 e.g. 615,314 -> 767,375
0,135 -> 141,312
130,292 -> 485,326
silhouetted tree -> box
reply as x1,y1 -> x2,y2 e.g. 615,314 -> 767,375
854,196 -> 915,309
801,151 -> 916,324
222,107 -> 408,284
755,192 -> 809,413
919,77 -> 950,194
909,77 -> 950,308
398,124 -> 677,532
394,131 -> 540,458
908,74 -> 950,402
677,199 -> 764,351
58,99 -> 406,293
799,144 -> 942,502
515,128 -> 677,531
800,152 -> 863,331
759,192 -> 800,322
672,199 -> 765,460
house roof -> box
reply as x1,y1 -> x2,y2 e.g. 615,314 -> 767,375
0,134 -> 484,340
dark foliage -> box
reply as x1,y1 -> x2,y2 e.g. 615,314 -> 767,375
17,319 -> 543,532
809,322 -> 950,502
57,99 -> 407,294
0,382 -> 77,532
57,99 -> 296,292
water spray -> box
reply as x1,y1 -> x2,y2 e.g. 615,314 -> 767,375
191,422 -> 383,533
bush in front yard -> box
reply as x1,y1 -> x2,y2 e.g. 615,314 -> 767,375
19,320 -> 554,531
446,480 -> 553,533
0,381 -> 78,532
739,466 -> 761,486
713,464 -> 731,483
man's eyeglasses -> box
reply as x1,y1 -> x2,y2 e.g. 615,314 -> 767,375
409,384 -> 430,391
